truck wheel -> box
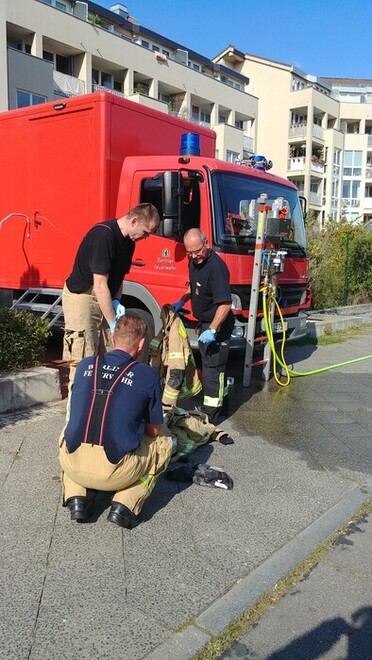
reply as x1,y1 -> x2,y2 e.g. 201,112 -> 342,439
127,308 -> 155,364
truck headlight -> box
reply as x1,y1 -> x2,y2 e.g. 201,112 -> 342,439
231,325 -> 244,338
231,293 -> 242,311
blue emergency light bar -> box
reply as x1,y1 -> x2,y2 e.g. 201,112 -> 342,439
247,154 -> 273,171
180,133 -> 200,156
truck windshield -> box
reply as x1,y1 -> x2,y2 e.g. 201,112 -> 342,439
211,171 -> 307,257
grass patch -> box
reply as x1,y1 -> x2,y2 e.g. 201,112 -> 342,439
194,499 -> 372,660
318,324 -> 372,345
289,323 -> 372,347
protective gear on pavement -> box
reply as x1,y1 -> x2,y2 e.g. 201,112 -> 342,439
171,300 -> 184,314
112,298 -> 125,320
165,462 -> 233,490
193,464 -> 233,490
198,329 -> 216,344
162,406 -> 229,462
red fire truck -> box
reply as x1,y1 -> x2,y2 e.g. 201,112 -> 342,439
0,91 -> 311,348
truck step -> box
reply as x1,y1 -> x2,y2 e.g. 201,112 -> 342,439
11,288 -> 64,328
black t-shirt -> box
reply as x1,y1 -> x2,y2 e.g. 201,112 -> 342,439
66,220 -> 135,297
189,250 -> 234,336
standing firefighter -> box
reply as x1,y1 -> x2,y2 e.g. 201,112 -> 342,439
62,203 -> 160,373
171,229 -> 234,424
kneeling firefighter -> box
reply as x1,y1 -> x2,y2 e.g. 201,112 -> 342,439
59,313 -> 173,529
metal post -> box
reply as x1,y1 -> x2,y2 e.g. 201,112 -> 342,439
243,196 -> 267,387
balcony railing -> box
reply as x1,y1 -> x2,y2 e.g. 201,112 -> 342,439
92,84 -> 124,97
288,156 -> 306,171
312,124 -> 324,140
309,191 -> 321,206
243,134 -> 254,153
289,124 -> 307,139
310,160 -> 325,174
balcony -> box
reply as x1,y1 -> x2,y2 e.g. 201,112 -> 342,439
128,92 -> 168,113
364,197 -> 372,210
213,123 -> 247,157
53,71 -> 85,97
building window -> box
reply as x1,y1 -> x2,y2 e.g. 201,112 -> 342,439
16,90 -> 46,108
141,40 -> 150,49
343,151 -> 362,177
192,105 -> 200,121
40,0 -> 67,9
226,150 -> 240,162
92,69 -> 115,90
43,51 -> 71,74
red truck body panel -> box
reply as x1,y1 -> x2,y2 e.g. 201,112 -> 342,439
0,92 -> 215,289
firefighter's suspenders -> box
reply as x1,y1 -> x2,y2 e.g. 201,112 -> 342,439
82,355 -> 137,446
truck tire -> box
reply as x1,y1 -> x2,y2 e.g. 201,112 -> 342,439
127,308 -> 155,364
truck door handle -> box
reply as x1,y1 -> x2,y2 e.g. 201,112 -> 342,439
131,259 -> 146,267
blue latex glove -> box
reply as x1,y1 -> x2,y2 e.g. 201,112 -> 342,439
171,300 -> 184,313
109,319 -> 117,333
112,298 -> 125,320
198,329 -> 216,344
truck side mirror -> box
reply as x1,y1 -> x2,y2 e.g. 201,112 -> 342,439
162,171 -> 181,236
299,195 -> 307,218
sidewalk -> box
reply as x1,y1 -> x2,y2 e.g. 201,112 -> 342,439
0,325 -> 371,659
219,510 -> 372,659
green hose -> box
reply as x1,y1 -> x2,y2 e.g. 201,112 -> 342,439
262,285 -> 372,387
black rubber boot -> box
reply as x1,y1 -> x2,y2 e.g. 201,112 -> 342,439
66,496 -> 89,523
107,502 -> 140,529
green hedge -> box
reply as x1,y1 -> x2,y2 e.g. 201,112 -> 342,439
306,215 -> 372,309
0,307 -> 51,373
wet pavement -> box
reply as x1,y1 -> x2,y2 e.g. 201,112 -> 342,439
0,330 -> 371,659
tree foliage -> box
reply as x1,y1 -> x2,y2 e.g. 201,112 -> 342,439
305,213 -> 372,309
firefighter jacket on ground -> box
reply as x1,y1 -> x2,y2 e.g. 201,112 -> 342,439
162,406 -> 229,462
149,304 -> 202,407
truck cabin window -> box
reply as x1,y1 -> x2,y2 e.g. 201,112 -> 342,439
211,172 -> 307,257
140,172 -> 201,238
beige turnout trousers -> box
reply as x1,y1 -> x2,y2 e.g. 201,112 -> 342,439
62,283 -> 113,362
59,433 -> 173,516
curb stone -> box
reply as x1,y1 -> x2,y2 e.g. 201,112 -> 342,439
0,366 -> 61,414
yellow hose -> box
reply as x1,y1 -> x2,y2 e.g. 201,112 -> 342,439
261,285 -> 372,387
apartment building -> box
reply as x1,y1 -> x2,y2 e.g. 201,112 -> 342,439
3,1 -> 371,226
1,0 -> 257,162
214,48 -> 372,226
324,78 -> 372,224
